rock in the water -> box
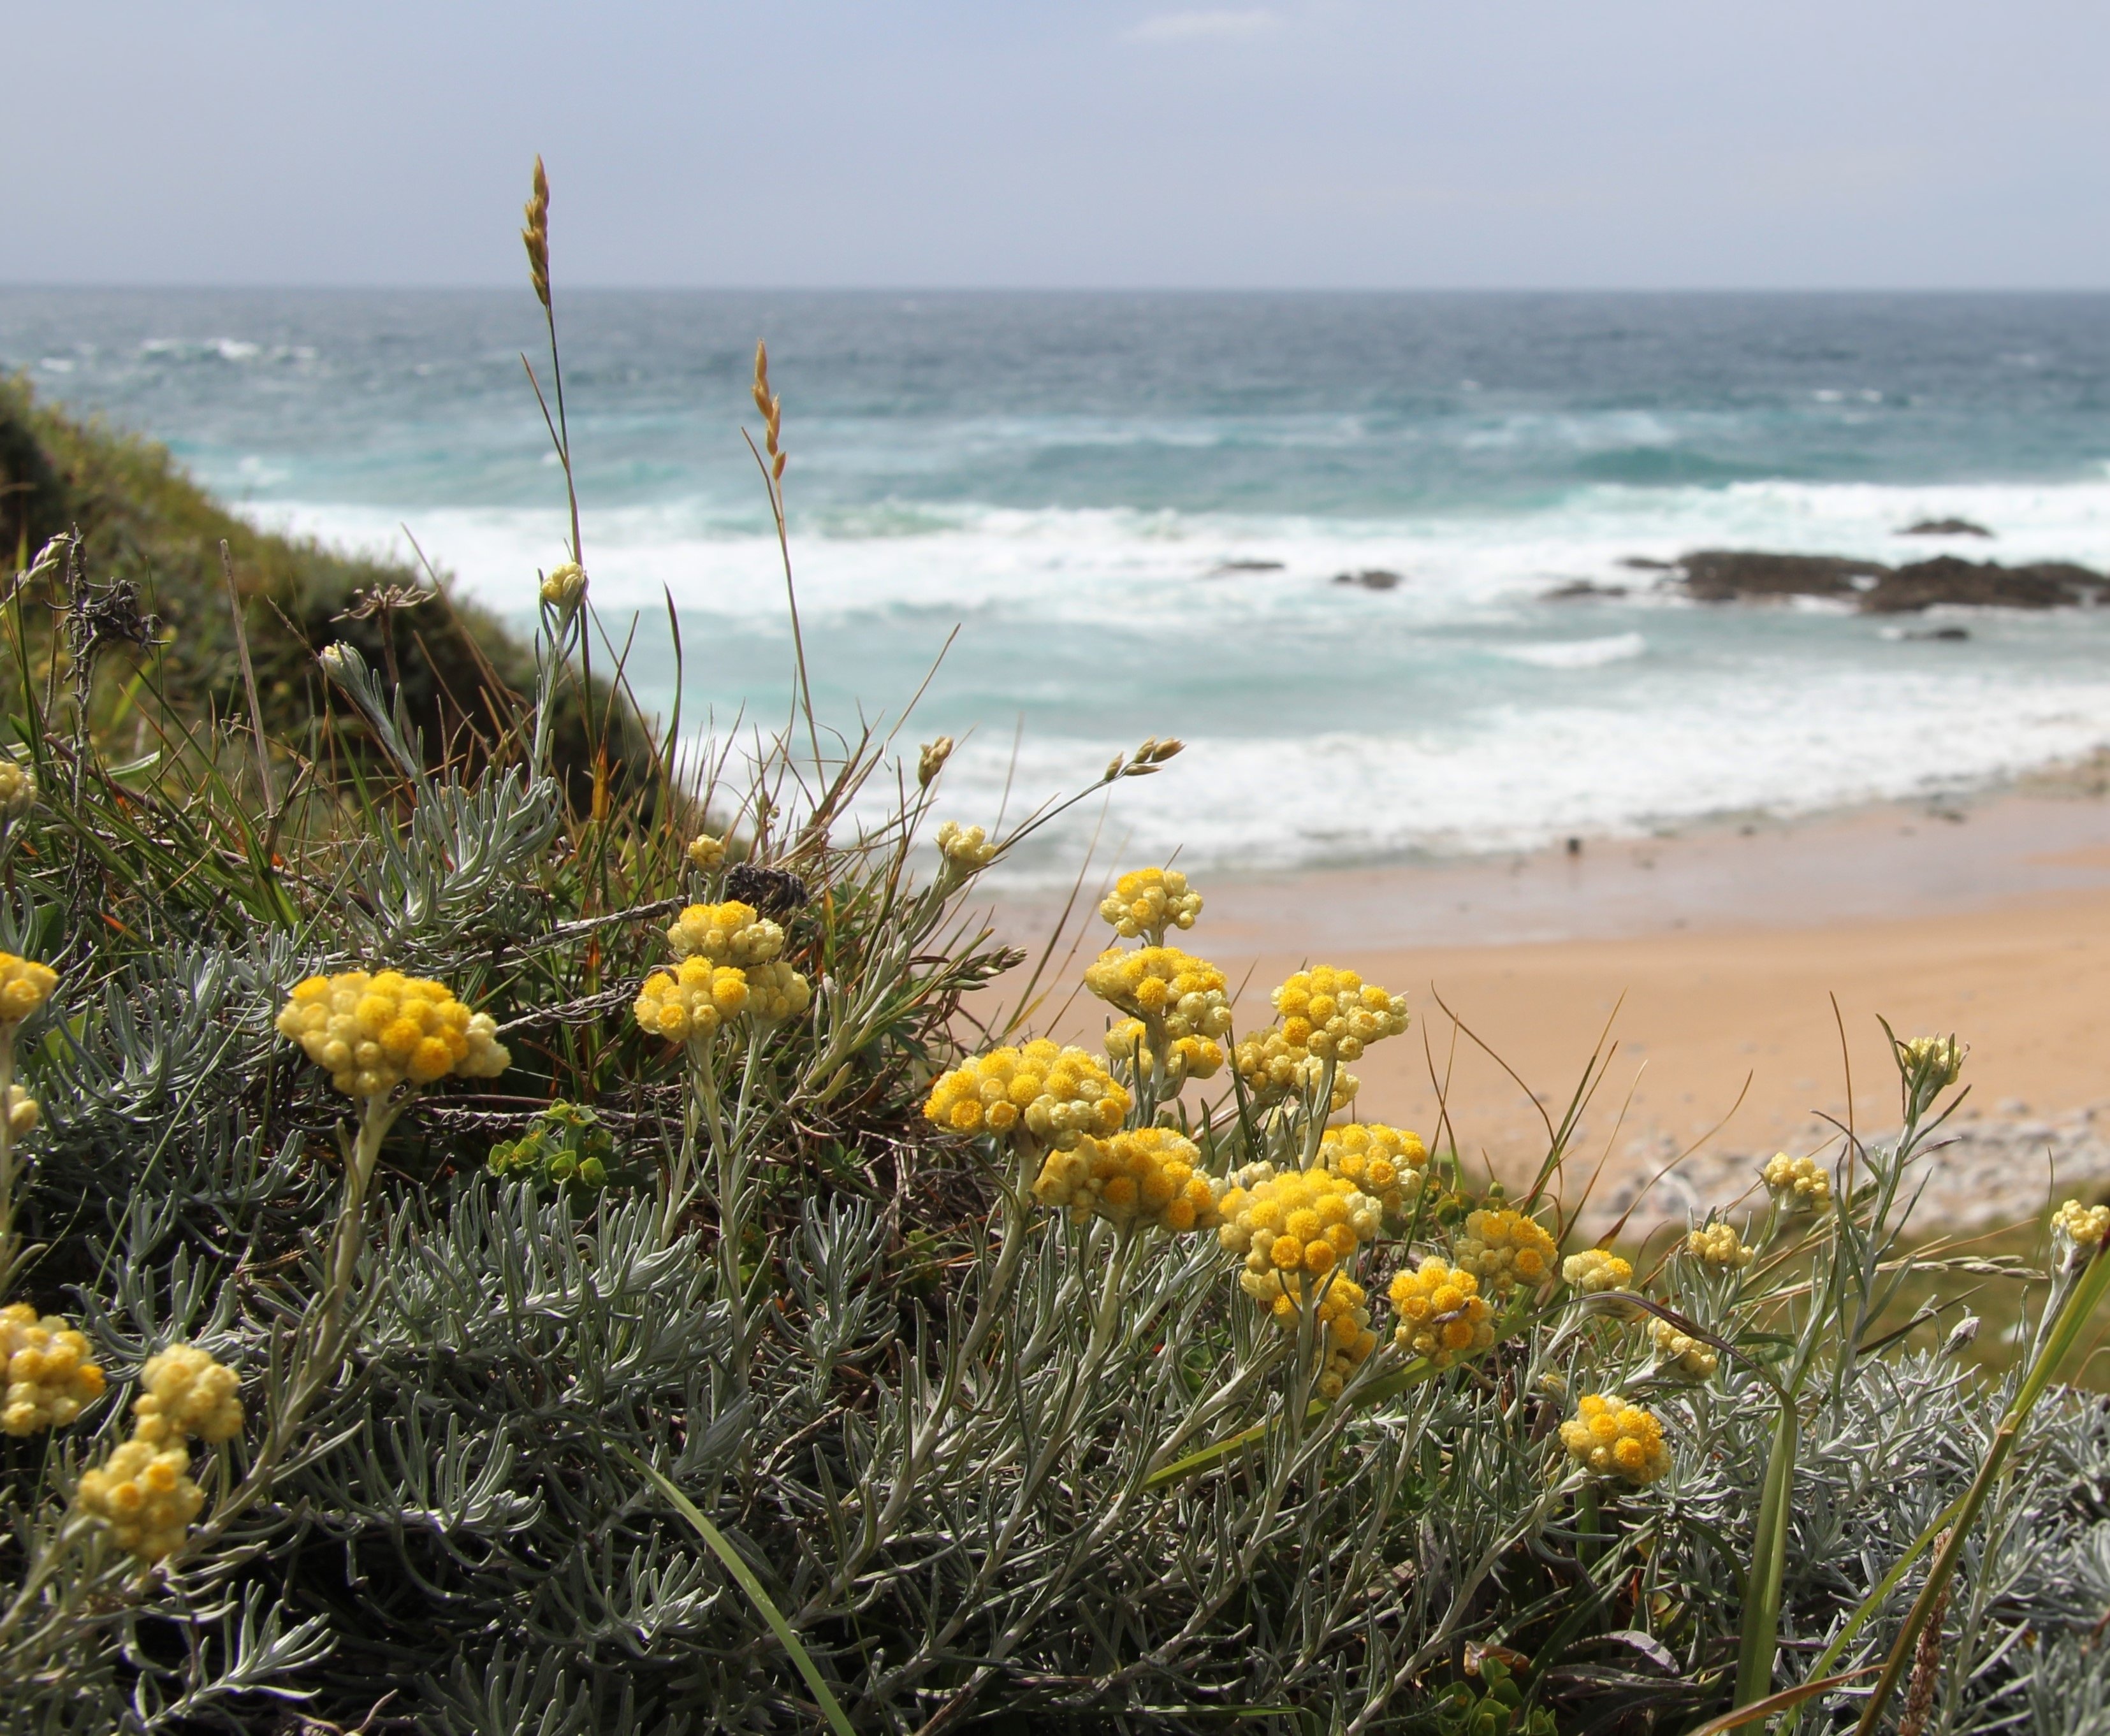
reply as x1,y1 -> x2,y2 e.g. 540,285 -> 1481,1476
1903,625 -> 1972,642
1619,556 -> 1677,570
1863,556 -> 2105,613
1677,550 -> 1892,602
1331,568 -> 1401,591
1900,517 -> 1993,537
1671,549 -> 2106,612
1207,559 -> 1285,576
1543,580 -> 1629,600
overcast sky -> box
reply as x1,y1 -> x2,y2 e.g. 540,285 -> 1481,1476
12,1 -> 2110,291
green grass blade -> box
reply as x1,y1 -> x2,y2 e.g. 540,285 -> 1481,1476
1733,1392 -> 1797,1708
615,1444 -> 856,1736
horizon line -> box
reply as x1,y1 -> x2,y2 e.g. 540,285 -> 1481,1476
6,280 -> 2110,298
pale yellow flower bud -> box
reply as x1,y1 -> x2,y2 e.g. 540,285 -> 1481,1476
541,561 -> 587,609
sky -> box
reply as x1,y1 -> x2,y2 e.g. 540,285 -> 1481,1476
11,0 -> 2110,291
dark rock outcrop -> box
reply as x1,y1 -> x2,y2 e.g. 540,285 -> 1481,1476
1677,550 -> 1891,602
1207,559 -> 1284,575
1865,557 -> 2103,613
1543,581 -> 1628,600
1900,517 -> 1992,537
1666,548 -> 2105,613
1331,568 -> 1401,591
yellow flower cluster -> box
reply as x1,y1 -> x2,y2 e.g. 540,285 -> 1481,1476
1031,1127 -> 1219,1234
75,1440 -> 203,1563
1,1305 -> 105,1435
923,1041 -> 1130,1150
1453,1208 -> 1557,1298
1235,966 -> 1408,1106
1105,1018 -> 1224,1084
130,1345 -> 244,1447
2053,1199 -> 2110,1257
1098,867 -> 1202,941
1309,1278 -> 1379,1398
1650,1319 -> 1719,1382
1560,1394 -> 1673,1485
1685,1223 -> 1753,1270
1218,1167 -> 1383,1283
1562,1248 -> 1633,1294
73,1342 -> 244,1563
1085,947 -> 1233,1040
1320,1124 -> 1428,1226
1388,1257 -> 1497,1368
276,972 -> 509,1099
4,1086 -> 36,1136
1234,1264 -> 1378,1397
1763,1153 -> 1831,1210
634,956 -> 811,1043
935,821 -> 998,873
0,953 -> 57,1024
667,901 -> 784,966
0,758 -> 34,821
685,832 -> 727,871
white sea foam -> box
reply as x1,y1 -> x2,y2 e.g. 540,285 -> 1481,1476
1495,633 -> 1646,669
244,471 -> 2110,878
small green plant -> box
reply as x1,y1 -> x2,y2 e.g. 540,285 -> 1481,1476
486,1100 -> 617,1190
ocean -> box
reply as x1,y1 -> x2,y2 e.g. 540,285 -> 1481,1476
7,287 -> 2110,880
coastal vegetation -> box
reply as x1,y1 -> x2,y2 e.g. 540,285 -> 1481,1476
3,174 -> 2110,1733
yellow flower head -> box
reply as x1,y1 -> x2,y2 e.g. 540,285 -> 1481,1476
0,1304 -> 105,1436
1388,1256 -> 1498,1368
1240,1268 -> 1378,1397
1104,1018 -> 1224,1084
75,1440 -> 204,1563
1685,1222 -> 1753,1271
275,971 -> 509,1100
923,1040 -> 1130,1150
5,1085 -> 36,1138
1562,1248 -> 1633,1295
1218,1166 -> 1383,1292
935,821 -> 999,875
686,832 -> 728,872
2052,1198 -> 2110,1266
1321,1124 -> 1428,1227
1084,947 -> 1233,1045
0,953 -> 57,1025
1031,1125 -> 1219,1234
1235,966 -> 1407,1108
1098,867 -> 1203,943
1561,1393 -> 1673,1485
540,560 -> 587,609
0,758 -> 35,822
1453,1208 -> 1558,1298
636,959 -> 749,1045
667,901 -> 784,967
1762,1152 -> 1831,1211
129,1344 -> 243,1447
1650,1319 -> 1719,1382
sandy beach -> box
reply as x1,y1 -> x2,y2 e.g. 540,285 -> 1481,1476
1000,778 -> 2110,1238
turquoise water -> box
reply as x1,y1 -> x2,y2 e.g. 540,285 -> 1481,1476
8,289 -> 2110,876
